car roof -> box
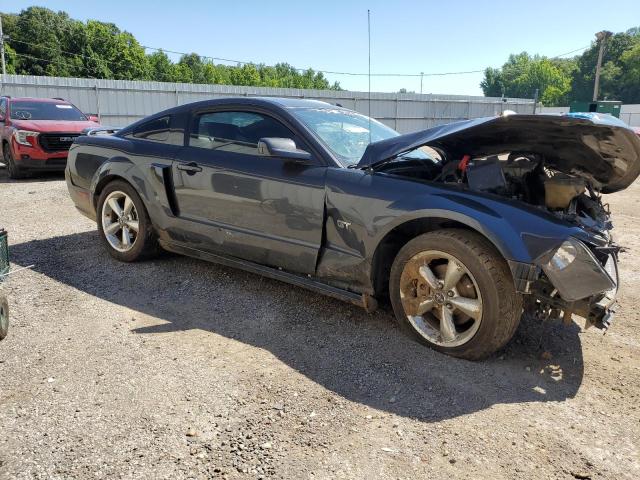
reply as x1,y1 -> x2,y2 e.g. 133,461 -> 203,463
118,96 -> 350,137
163,96 -> 343,114
253,97 -> 337,109
5,96 -> 72,104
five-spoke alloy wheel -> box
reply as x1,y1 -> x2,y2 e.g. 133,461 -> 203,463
96,180 -> 158,262
101,190 -> 140,252
390,229 -> 522,360
399,250 -> 483,348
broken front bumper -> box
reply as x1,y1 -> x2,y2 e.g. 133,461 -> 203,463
514,238 -> 620,329
585,253 -> 619,329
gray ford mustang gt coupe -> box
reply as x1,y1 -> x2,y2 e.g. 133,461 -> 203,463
65,97 -> 640,359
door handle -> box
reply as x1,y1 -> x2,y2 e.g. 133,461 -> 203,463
177,162 -> 202,175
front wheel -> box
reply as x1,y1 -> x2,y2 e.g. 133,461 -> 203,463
96,180 -> 159,262
389,229 -> 522,360
3,143 -> 26,179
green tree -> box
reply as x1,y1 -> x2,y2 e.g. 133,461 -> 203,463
480,53 -> 573,105
148,50 -> 175,82
569,31 -> 640,103
177,53 -> 206,83
83,20 -> 150,80
3,43 -> 18,74
1,6 -> 341,90
482,27 -> 640,105
618,43 -> 640,102
8,7 -> 80,76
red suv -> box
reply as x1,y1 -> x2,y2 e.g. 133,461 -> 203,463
0,96 -> 100,178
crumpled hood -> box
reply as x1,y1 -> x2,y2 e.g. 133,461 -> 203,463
358,113 -> 640,193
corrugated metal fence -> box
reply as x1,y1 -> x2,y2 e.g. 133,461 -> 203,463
0,74 -> 536,133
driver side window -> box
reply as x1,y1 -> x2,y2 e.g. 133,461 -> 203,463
189,111 -> 301,155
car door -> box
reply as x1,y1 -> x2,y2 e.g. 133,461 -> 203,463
171,108 -> 327,274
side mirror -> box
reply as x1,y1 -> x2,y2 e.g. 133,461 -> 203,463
257,137 -> 312,162
85,113 -> 100,123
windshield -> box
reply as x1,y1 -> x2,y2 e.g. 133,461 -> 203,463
292,108 -> 400,165
10,101 -> 87,121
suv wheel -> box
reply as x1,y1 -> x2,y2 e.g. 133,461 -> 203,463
389,229 -> 522,360
96,180 -> 159,262
3,143 -> 26,179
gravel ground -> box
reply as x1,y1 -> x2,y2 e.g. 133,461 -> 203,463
0,168 -> 639,480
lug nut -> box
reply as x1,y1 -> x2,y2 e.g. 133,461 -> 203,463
447,290 -> 454,297
446,303 -> 453,309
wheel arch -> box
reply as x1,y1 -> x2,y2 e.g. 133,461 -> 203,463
89,157 -> 148,210
370,215 -> 515,300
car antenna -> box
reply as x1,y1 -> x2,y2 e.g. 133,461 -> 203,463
367,8 -> 372,145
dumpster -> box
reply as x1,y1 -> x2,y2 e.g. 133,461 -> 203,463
570,100 -> 622,118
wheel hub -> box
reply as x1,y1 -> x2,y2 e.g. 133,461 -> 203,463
399,250 -> 483,347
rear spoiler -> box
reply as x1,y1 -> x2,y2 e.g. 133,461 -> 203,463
81,127 -> 120,136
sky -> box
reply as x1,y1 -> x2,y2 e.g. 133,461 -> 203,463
3,0 -> 640,96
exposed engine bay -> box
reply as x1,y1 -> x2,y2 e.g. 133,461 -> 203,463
376,151 -> 612,237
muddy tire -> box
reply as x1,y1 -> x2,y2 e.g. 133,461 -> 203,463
96,180 -> 159,262
389,229 -> 522,360
3,143 -> 26,179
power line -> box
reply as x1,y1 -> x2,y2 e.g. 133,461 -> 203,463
10,38 -> 104,62
551,45 -> 591,58
2,13 -> 593,80
11,51 -> 97,78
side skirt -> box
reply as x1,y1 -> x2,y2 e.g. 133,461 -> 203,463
159,240 -> 378,313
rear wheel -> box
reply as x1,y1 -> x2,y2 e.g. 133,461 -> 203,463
3,143 -> 26,179
389,229 -> 522,360
96,180 -> 158,262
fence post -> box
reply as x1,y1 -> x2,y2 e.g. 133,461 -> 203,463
94,83 -> 101,122
395,96 -> 399,131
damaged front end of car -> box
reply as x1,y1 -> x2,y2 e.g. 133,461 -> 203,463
514,236 -> 619,330
359,112 -> 640,331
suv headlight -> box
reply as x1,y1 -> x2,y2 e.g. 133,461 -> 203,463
541,238 -> 615,302
13,130 -> 40,147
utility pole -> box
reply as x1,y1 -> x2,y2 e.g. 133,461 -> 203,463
367,9 -> 371,144
0,14 -> 6,75
420,72 -> 424,94
593,30 -> 612,102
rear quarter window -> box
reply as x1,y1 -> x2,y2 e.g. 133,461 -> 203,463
126,116 -> 184,145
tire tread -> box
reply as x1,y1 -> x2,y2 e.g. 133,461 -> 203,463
390,228 -> 522,360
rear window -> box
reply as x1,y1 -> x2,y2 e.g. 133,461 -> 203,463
10,101 -> 87,121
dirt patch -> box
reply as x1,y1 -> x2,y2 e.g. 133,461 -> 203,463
0,169 -> 638,479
